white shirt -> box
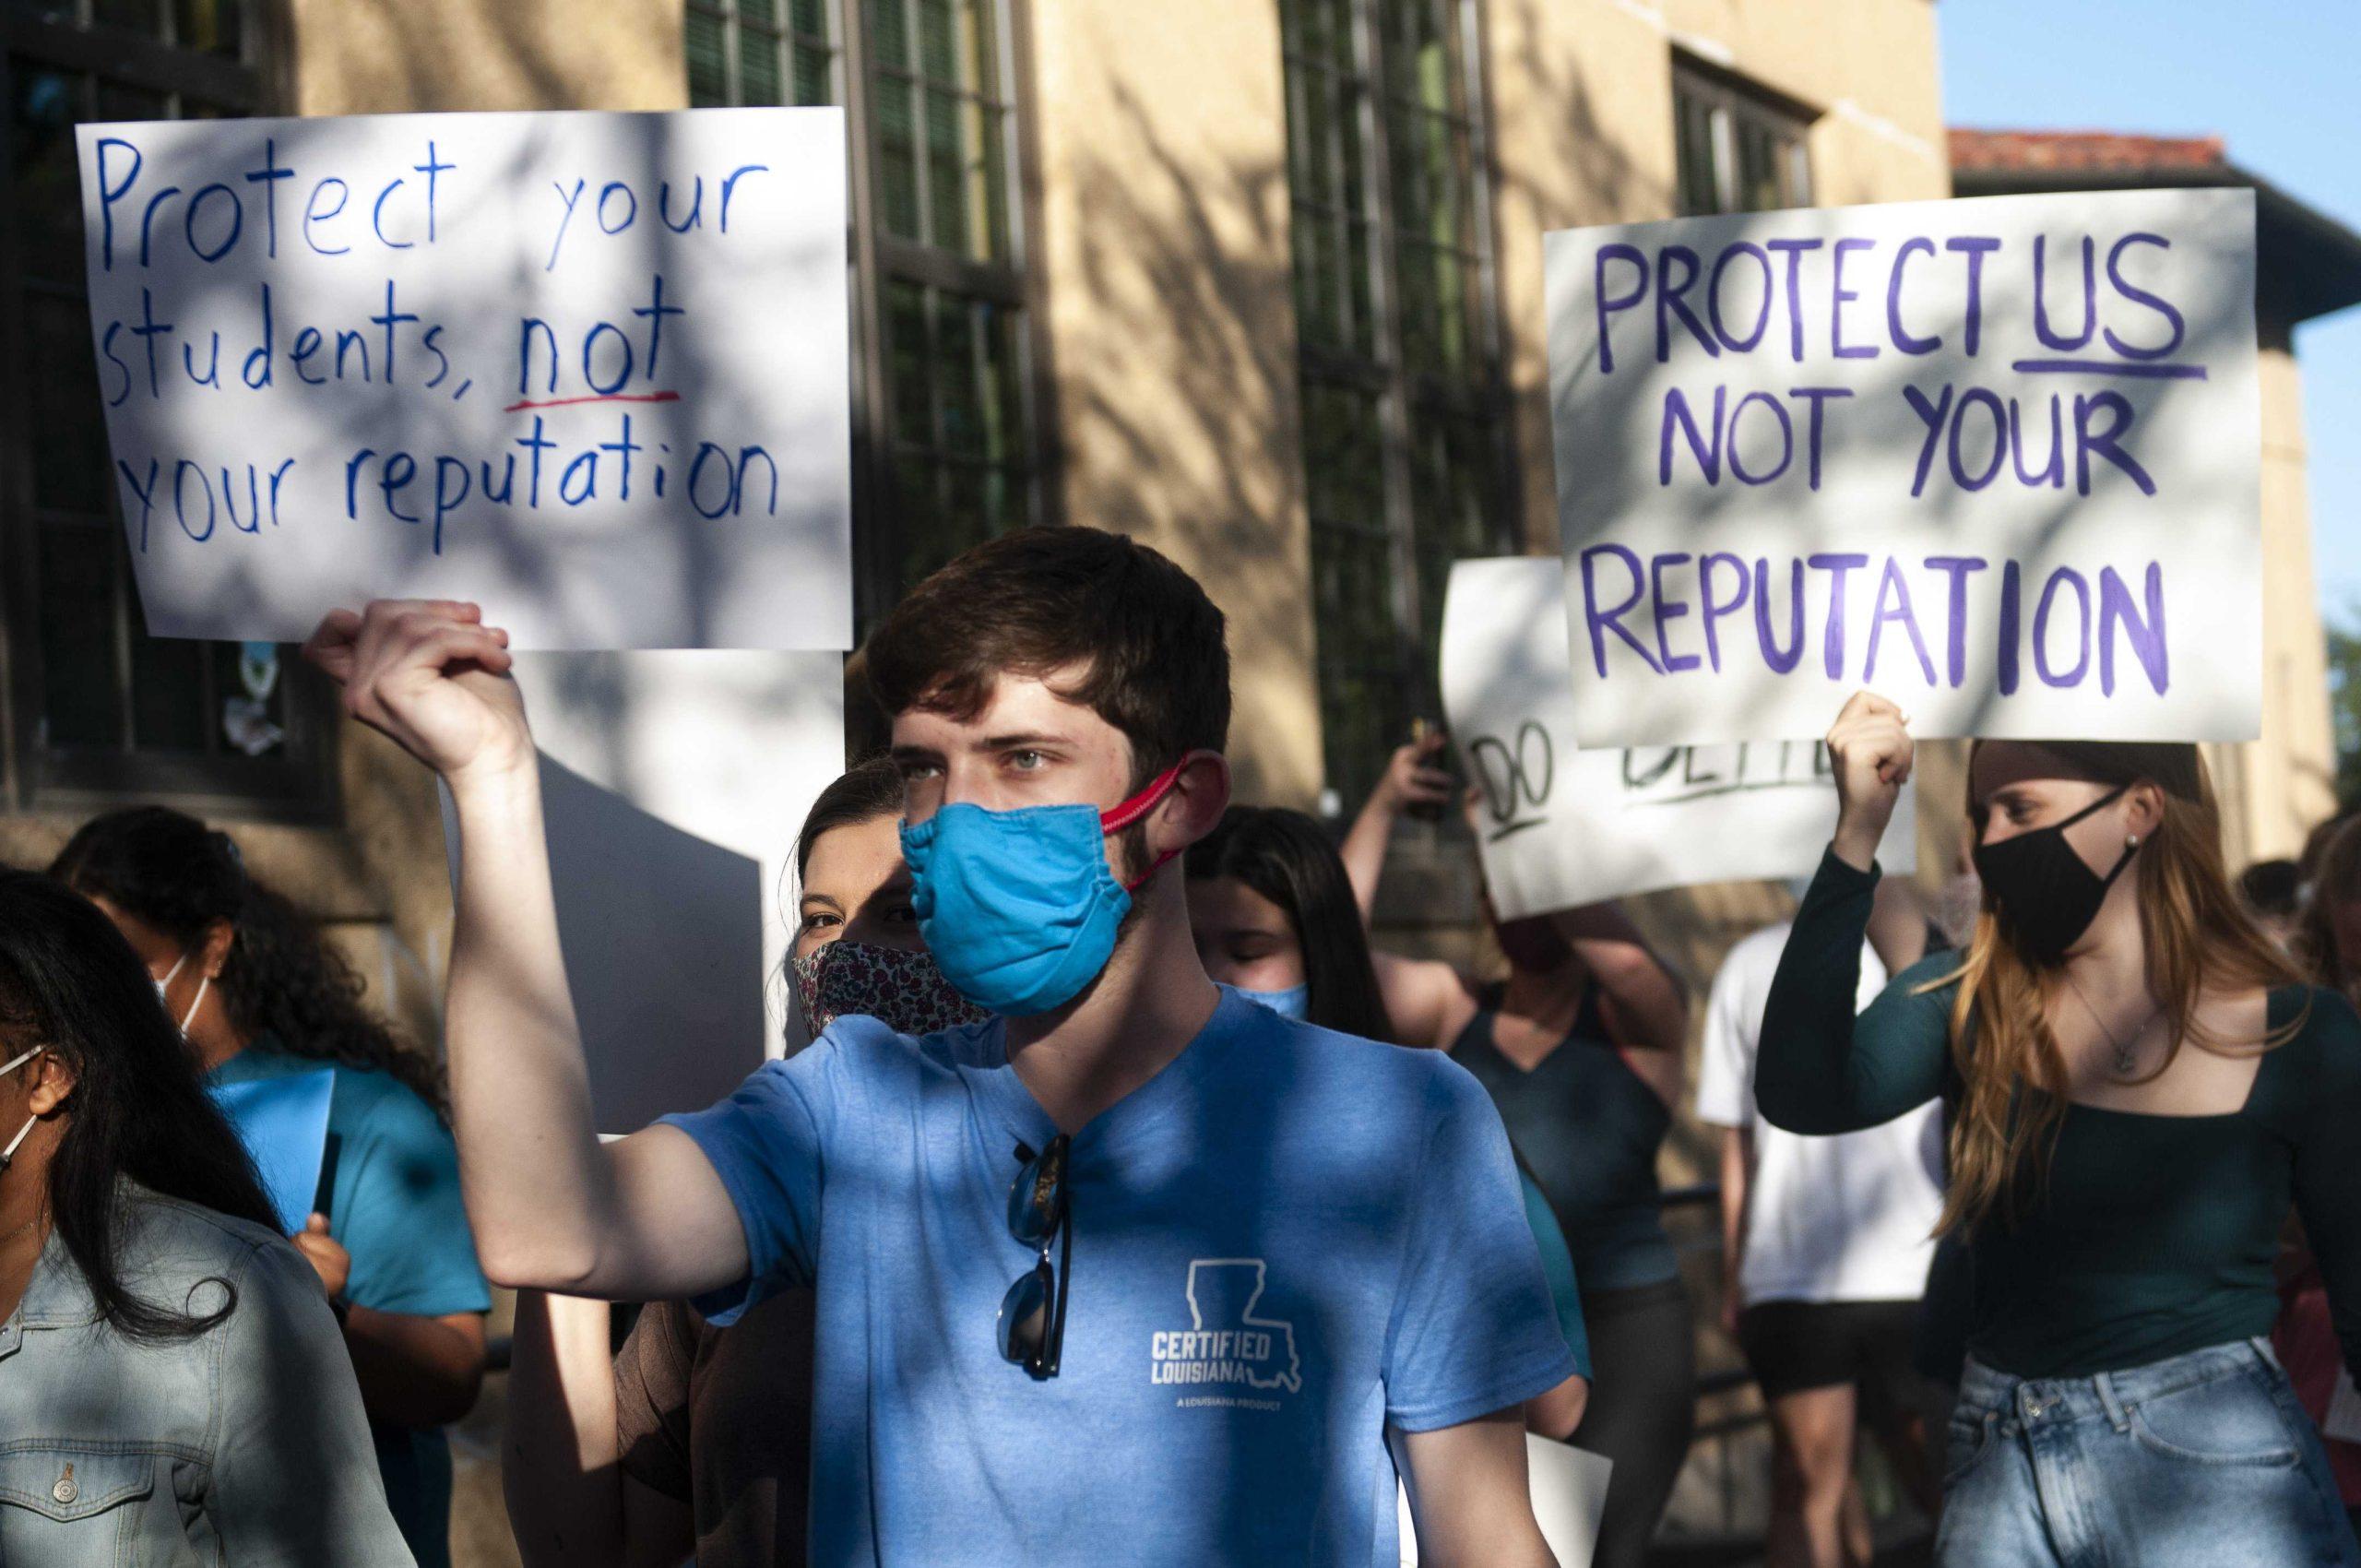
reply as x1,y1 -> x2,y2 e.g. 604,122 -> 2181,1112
1695,922 -> 1946,1306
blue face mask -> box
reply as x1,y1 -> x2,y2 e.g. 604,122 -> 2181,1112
900,758 -> 1195,1018
1231,982 -> 1309,1021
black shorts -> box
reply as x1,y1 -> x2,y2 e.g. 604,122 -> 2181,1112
1737,1298 -> 1926,1402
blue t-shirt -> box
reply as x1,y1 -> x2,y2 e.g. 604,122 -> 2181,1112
206,1041 -> 491,1568
664,990 -> 1574,1568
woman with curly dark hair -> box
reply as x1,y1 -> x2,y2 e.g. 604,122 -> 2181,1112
53,805 -> 490,1568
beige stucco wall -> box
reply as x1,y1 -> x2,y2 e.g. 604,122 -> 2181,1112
288,0 -> 686,115
2240,329 -> 2340,863
1025,0 -> 1322,812
1486,0 -> 1949,565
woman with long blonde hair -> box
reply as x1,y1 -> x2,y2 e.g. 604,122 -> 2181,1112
1755,692 -> 2361,1568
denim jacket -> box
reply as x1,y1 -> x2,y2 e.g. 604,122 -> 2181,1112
0,1182 -> 415,1565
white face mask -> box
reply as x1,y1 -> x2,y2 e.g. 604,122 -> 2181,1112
1,1044 -> 43,1169
154,952 -> 208,1036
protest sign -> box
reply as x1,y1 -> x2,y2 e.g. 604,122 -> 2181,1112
440,650 -> 845,1133
76,108 -> 851,650
1398,1434 -> 1610,1567
1440,558 -> 1914,917
208,1067 -> 336,1234
1544,189 -> 2258,746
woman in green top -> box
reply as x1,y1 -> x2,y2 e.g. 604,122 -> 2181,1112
1759,692 -> 2361,1568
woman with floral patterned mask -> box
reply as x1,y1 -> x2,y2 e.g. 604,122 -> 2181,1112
506,758 -> 982,1568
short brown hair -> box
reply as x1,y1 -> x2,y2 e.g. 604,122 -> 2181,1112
864,528 -> 1230,784
793,755 -> 907,882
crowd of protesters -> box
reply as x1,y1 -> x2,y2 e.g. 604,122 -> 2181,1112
4,526 -> 2360,1567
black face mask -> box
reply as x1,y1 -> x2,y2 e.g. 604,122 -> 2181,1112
1972,785 -> 2136,964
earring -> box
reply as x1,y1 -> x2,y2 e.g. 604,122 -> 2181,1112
2127,834 -> 2142,849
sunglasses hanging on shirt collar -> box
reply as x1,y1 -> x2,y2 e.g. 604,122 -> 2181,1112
998,1134 -> 1073,1379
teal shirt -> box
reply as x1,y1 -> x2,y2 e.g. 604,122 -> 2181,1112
1519,1170 -> 1593,1378
206,1040 -> 490,1568
1759,848 -> 2361,1383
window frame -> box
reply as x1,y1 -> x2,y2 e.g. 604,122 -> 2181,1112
1283,0 -> 1517,811
1670,54 -> 1816,218
687,0 -> 1051,634
0,2 -> 339,824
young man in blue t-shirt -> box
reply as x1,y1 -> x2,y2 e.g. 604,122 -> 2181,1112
306,528 -> 1575,1566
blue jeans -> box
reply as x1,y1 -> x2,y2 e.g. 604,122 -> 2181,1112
1936,1337 -> 2361,1567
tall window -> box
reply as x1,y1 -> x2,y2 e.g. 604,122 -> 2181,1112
690,0 -> 1037,618
1673,59 -> 1813,217
1,1 -> 330,815
1283,0 -> 1512,811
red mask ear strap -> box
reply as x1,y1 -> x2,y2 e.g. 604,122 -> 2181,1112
1098,752 -> 1204,835
1122,846 -> 1182,896
1103,751 -> 1216,894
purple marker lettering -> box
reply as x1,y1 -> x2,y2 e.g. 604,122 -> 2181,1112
1700,552 -> 1751,671
2098,562 -> 2168,695
1655,244 -> 1719,361
1709,242 -> 1774,352
1863,558 -> 1936,686
1580,544 -> 1665,675
1902,384 -> 1952,498
1807,552 -> 1869,680
1886,237 -> 1940,354
1997,560 -> 2023,695
1754,557 -> 1807,674
1791,386 -> 1852,490
1921,555 -> 1987,687
1659,385 -> 1726,485
1652,552 -> 1701,671
2101,233 -> 2186,361
1944,237 -> 1999,356
1831,237 -> 1880,360
1595,244 -> 1648,374
2033,234 -> 2098,352
1765,239 -> 1824,362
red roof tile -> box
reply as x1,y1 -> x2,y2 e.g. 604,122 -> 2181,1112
1948,128 -> 2226,175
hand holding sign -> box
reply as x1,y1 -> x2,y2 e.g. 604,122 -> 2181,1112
1826,691 -> 1915,873
303,600 -> 528,790
1441,558 -> 1914,916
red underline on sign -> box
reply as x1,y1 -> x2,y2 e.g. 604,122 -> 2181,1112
502,391 -> 684,412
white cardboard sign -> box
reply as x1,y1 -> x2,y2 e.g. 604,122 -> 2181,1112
1441,558 -> 1913,917
1398,1434 -> 1610,1568
77,108 -> 852,650
440,650 -> 845,1134
1544,189 -> 2258,746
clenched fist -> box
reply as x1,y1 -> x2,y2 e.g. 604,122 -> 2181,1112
1825,691 -> 1913,873
303,600 -> 528,789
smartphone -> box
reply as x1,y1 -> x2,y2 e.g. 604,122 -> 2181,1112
1406,717 -> 1449,823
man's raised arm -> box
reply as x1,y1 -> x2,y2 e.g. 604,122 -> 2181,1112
304,600 -> 746,1300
